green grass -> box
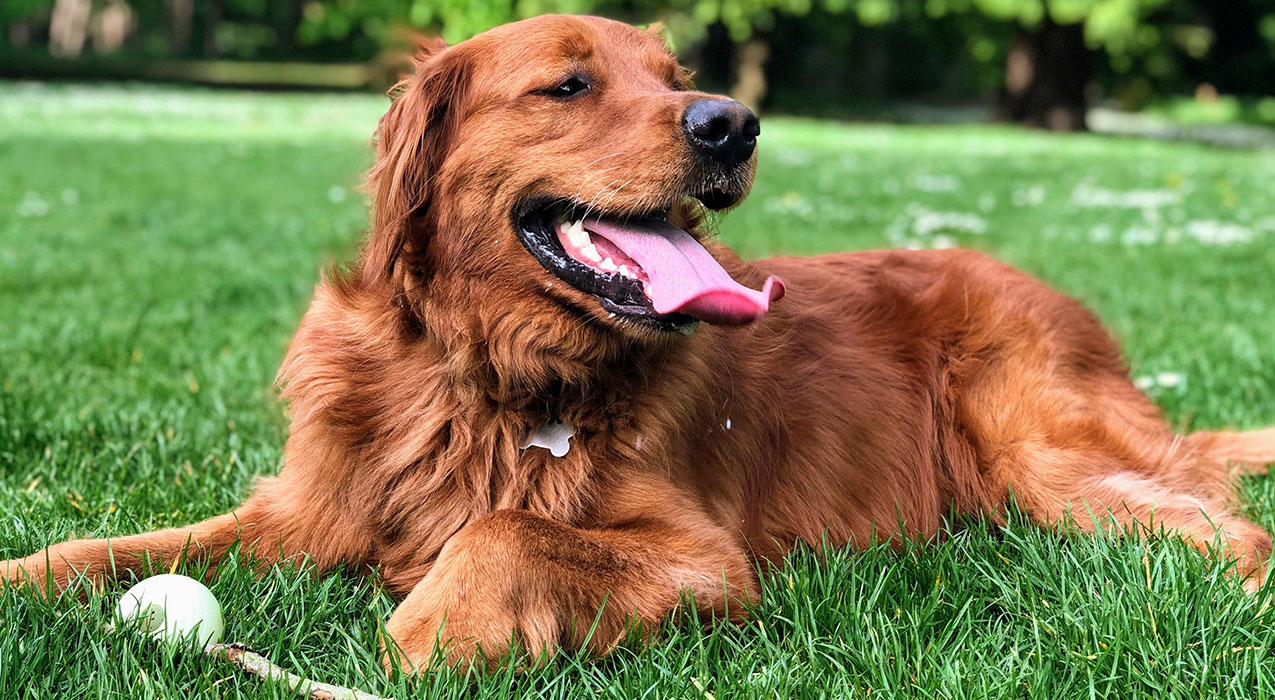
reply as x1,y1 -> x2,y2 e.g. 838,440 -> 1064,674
2,82 -> 1275,699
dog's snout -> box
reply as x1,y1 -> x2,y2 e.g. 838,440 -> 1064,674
681,99 -> 759,167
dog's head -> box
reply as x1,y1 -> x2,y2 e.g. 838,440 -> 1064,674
362,15 -> 783,353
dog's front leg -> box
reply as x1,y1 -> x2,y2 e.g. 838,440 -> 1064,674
383,508 -> 757,673
1,502 -> 276,595
1,479 -> 365,595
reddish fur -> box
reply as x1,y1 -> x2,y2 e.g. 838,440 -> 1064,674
5,15 -> 1273,672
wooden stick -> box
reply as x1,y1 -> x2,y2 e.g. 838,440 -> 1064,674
205,643 -> 390,700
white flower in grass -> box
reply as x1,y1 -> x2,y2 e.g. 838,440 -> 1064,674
327,185 -> 347,203
910,207 -> 987,237
1072,184 -> 1180,209
910,172 -> 959,192
1120,227 -> 1158,246
885,205 -> 987,250
1185,220 -> 1253,246
1011,185 -> 1046,207
1135,372 -> 1186,392
17,191 -> 49,218
930,234 -> 959,250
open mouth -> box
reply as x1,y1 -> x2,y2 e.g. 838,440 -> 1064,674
515,200 -> 783,331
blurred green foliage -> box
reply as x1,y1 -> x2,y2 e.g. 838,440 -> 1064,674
1,0 -> 1273,118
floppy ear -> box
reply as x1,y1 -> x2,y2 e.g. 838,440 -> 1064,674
362,39 -> 467,287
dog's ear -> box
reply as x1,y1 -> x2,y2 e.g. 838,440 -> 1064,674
362,39 -> 467,287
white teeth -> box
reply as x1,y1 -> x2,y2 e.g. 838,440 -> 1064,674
559,217 -> 641,279
643,284 -> 653,299
566,219 -> 589,247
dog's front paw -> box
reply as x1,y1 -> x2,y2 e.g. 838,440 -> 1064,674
1,557 -> 60,601
1,557 -> 40,589
382,587 -> 565,674
1,550 -> 93,598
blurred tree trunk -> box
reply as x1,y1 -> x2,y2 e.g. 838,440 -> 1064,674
996,19 -> 1090,131
90,0 -> 135,54
48,0 -> 92,58
166,0 -> 193,56
731,36 -> 769,112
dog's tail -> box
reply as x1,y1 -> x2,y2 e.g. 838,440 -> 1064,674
1188,427 -> 1275,475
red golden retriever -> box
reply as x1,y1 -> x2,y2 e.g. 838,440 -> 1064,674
6,14 -> 1275,672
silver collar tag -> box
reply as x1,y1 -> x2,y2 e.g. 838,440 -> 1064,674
522,420 -> 573,457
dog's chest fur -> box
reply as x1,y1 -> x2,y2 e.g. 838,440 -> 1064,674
274,282 -> 703,593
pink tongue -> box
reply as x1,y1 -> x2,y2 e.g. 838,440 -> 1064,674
583,217 -> 784,326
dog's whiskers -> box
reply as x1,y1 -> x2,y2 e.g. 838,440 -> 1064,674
571,164 -> 623,215
566,152 -> 625,214
580,177 -> 623,222
596,177 -> 636,219
579,152 -> 625,171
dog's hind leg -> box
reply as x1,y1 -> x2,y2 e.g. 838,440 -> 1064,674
994,442 -> 1272,592
943,259 -> 1274,591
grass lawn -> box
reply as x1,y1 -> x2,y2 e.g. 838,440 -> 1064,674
2,82 -> 1275,699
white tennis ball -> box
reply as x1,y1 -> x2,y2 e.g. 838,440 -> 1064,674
117,574 -> 225,647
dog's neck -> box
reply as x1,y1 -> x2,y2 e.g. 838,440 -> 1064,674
412,278 -> 695,418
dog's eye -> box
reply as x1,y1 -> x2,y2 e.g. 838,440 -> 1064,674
542,76 -> 590,100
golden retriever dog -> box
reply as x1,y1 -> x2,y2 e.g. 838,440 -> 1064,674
6,14 -> 1275,672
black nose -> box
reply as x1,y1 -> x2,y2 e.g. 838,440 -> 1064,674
681,99 -> 759,167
